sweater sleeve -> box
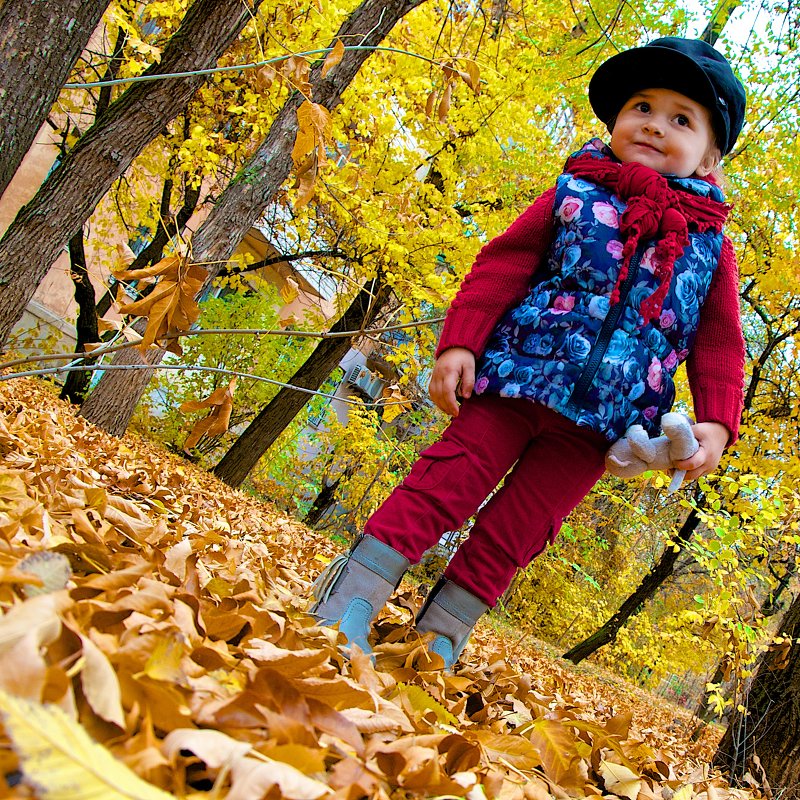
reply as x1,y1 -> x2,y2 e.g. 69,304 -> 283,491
436,186 -> 557,358
686,235 -> 745,444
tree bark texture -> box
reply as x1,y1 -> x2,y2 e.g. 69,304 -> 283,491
79,0 -> 425,437
0,0 -> 263,350
0,0 -> 110,201
60,232 -> 99,404
714,592 -> 800,797
78,318 -> 165,437
213,279 -> 392,488
562,509 -> 701,664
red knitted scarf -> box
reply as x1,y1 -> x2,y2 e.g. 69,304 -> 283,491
565,153 -> 730,324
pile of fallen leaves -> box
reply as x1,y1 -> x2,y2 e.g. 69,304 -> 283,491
0,378 -> 752,800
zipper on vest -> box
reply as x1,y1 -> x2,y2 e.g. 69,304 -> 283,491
566,249 -> 643,415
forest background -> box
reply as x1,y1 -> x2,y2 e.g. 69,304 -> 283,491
0,0 -> 799,795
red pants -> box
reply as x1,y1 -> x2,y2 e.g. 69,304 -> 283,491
365,395 -> 608,606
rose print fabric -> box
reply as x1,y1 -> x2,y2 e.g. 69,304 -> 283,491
474,140 -> 725,441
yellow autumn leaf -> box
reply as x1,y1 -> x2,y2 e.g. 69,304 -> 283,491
77,634 -> 126,729
143,635 -> 186,683
321,39 -> 345,78
672,784 -> 695,800
468,729 -> 541,770
281,277 -> 300,304
180,378 -> 237,452
393,683 -> 458,726
0,473 -> 31,514
0,689 -> 174,799
599,760 -> 642,800
462,59 -> 481,94
529,717 -> 581,786
291,100 -> 332,165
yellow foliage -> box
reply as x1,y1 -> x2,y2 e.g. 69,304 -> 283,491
0,689 -> 173,799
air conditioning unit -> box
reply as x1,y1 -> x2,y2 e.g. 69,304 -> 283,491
345,364 -> 384,400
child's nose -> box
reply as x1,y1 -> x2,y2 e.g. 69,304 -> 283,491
643,118 -> 664,136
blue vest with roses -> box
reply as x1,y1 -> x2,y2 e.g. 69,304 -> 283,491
474,142 -> 726,441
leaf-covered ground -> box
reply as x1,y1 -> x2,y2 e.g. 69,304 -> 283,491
0,378 -> 752,800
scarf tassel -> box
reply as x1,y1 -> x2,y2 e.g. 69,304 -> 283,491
565,150 -> 729,327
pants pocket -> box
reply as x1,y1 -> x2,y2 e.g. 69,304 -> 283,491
403,440 -> 467,491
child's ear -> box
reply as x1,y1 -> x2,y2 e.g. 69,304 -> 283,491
695,148 -> 721,177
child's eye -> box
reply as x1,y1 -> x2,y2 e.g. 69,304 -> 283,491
635,102 -> 650,113
675,114 -> 690,126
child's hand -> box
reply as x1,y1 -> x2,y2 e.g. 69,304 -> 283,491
672,421 -> 729,481
429,347 -> 476,416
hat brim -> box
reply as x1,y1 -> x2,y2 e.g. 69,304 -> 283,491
589,46 -> 724,143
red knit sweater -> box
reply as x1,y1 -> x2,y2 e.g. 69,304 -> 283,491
437,186 -> 746,442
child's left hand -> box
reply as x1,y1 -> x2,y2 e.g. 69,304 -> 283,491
672,421 -> 730,481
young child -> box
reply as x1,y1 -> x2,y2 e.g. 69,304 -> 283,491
311,37 -> 747,668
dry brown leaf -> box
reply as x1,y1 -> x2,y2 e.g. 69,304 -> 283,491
77,632 -> 126,728
228,755 -> 333,800
0,591 -> 70,654
117,255 -> 207,355
180,379 -> 237,452
321,39 -> 345,78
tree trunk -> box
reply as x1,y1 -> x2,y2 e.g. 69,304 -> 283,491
690,554 -> 797,740
714,591 -> 800,797
0,0 -> 111,201
213,279 -> 392,488
79,318 -> 165,436
79,0 -> 426,436
562,508 -> 701,664
0,0 -> 263,350
304,476 -> 343,527
59,232 -> 99,404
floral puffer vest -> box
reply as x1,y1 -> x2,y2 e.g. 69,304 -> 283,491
474,152 -> 725,441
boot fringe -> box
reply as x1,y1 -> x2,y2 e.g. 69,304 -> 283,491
310,553 -> 349,612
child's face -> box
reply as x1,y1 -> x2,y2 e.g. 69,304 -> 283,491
609,88 -> 719,178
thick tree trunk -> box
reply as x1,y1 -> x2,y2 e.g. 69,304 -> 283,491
690,556 -> 796,740
714,592 -> 800,797
80,0 -> 426,437
0,0 -> 110,201
213,279 -> 392,488
562,508 -> 701,664
79,319 -> 165,436
0,0 -> 263,350
59,232 -> 100,404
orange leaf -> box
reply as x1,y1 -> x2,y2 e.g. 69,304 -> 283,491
256,64 -> 278,91
181,379 -> 237,452
321,39 -> 345,78
437,82 -> 452,122
292,101 -> 332,165
425,89 -> 438,118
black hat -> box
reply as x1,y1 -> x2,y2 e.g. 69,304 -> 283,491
588,37 -> 746,155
